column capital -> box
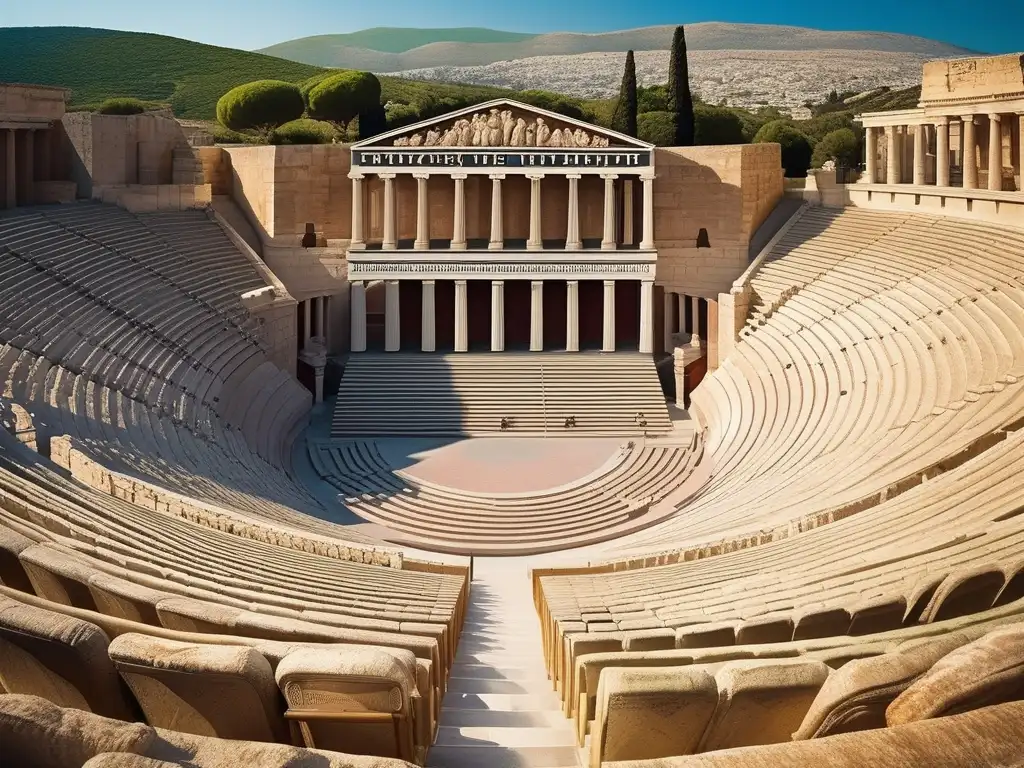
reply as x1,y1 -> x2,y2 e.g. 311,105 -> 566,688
348,172 -> 365,180
451,173 -> 468,181
455,278 -> 467,286
350,279 -> 365,287
600,173 -> 619,180
531,279 -> 544,286
960,114 -> 977,123
988,112 -> 1001,121
378,172 -> 397,180
491,279 -> 504,286
526,173 -> 546,181
488,173 -> 506,180
412,172 -> 430,180
639,172 -> 656,181
567,279 -> 579,286
422,279 -> 435,285
933,116 -> 950,126
565,173 -> 582,180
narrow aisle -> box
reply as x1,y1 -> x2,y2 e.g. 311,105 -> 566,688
427,558 -> 581,768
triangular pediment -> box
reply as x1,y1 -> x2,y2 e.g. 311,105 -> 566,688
353,98 -> 652,150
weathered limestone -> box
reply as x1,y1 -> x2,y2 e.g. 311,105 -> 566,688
962,117 -> 978,189
885,126 -> 899,184
935,118 -> 950,188
663,289 -> 675,353
864,127 -> 878,183
913,126 -> 926,186
491,280 -> 505,352
987,114 -> 1002,191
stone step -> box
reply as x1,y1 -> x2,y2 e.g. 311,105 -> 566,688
440,692 -> 563,712
435,725 -> 576,748
446,676 -> 554,695
450,663 -> 550,681
438,708 -> 569,729
426,745 -> 581,768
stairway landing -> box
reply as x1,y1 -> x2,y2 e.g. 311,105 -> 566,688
428,559 -> 580,768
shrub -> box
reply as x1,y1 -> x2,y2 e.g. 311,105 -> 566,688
637,85 -> 668,114
694,104 -> 745,145
811,128 -> 860,169
799,109 -> 856,142
216,80 -> 304,138
307,71 -> 382,128
271,118 -> 340,145
385,102 -> 421,130
210,124 -> 256,144
753,119 -> 814,177
516,90 -> 586,120
637,111 -> 676,147
95,97 -> 147,115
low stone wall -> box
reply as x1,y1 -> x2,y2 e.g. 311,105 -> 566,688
92,183 -> 213,212
0,399 -> 37,452
32,180 -> 77,205
49,435 -> 404,569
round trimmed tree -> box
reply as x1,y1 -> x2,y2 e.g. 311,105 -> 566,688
216,80 -> 304,141
753,119 -> 814,177
811,128 -> 860,169
307,71 -> 382,129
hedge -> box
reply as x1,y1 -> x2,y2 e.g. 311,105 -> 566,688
95,97 -> 147,115
216,80 -> 304,134
307,71 -> 382,127
271,118 -> 341,145
753,119 -> 814,177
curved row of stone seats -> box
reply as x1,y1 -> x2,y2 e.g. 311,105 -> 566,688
568,599 -> 1024,745
605,702 -> 1024,768
0,593 -> 427,761
0,693 -> 416,768
312,438 -> 704,554
0,203 -> 310,463
536,422 -> 1024,694
0,444 -> 469,678
332,352 -> 673,437
0,351 -> 331,539
535,210 -> 1024,568
590,622 -> 1024,766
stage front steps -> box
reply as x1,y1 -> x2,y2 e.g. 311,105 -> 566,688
331,352 -> 672,437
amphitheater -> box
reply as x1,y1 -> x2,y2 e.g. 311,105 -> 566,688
1,52 -> 1024,768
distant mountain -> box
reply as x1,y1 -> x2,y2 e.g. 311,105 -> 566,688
258,27 -> 538,62
258,22 -> 982,72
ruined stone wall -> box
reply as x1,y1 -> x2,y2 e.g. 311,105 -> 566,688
921,53 -> 1024,104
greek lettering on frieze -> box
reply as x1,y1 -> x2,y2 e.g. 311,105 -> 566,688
348,262 -> 654,276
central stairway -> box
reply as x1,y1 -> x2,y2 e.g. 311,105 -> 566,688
428,559 -> 580,767
332,352 -> 672,437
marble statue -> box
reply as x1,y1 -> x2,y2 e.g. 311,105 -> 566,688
525,124 -> 536,147
548,128 -> 563,148
501,110 -> 515,146
424,128 -> 441,147
510,118 -> 527,146
535,117 -> 551,147
408,133 -> 423,147
394,136 -> 409,146
390,108 -> 615,148
487,109 -> 502,146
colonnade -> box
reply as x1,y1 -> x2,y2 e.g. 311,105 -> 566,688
348,170 -> 656,251
661,291 -> 706,352
2,127 -> 34,208
863,112 -> 1024,191
300,295 -> 330,347
350,278 -> 654,354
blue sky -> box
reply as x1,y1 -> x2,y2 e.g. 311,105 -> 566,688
3,0 -> 1018,53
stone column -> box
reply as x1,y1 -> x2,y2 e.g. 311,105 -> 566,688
530,280 -> 544,351
349,174 -> 365,249
384,280 -> 400,351
601,173 -> 618,250
1019,115 -> 1024,192
935,117 -> 950,187
317,296 -> 326,338
566,280 -> 579,352
863,127 -> 878,183
602,280 -> 615,353
639,281 -> 654,354
421,280 -> 436,352
565,174 -> 582,250
414,173 -> 430,250
962,116 -> 978,189
912,125 -> 926,186
22,131 -> 33,205
885,126 -> 898,184
491,280 -> 504,352
381,173 -> 397,249
454,280 -> 468,352
451,173 -> 467,250
622,179 -> 635,245
527,174 -> 544,251
691,295 -> 701,346
303,299 -> 312,345
663,289 -> 675,353
678,293 -> 688,335
488,174 -> 504,249
4,129 -> 16,209
350,281 -> 366,352
640,175 -> 655,249
988,113 -> 1002,191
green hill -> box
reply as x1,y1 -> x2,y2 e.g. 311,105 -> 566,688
0,26 -> 513,120
259,27 -> 537,60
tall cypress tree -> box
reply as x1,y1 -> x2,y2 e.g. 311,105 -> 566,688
611,50 -> 638,138
666,25 -> 695,146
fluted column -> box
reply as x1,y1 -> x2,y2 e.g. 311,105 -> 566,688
863,127 -> 878,183
527,174 -> 543,251
348,173 -> 365,249
601,173 -> 618,250
491,280 -> 504,352
639,280 -> 654,354
663,289 -> 675,353
962,116 -> 978,189
530,280 -> 543,351
678,293 -> 688,335
640,174 -> 655,249
602,280 -> 615,353
303,299 -> 312,345
988,113 -> 1002,191
414,173 -> 429,250
912,125 -> 926,186
421,280 -> 435,352
316,296 -> 325,338
350,281 -> 366,352
451,173 -> 467,250
5,129 -> 16,209
566,280 -> 579,352
622,179 -> 635,245
454,280 -> 468,352
690,295 -> 701,346
885,126 -> 898,184
935,117 -> 950,187
380,174 -> 397,249
565,174 -> 582,250
488,174 -> 504,249
384,280 -> 400,352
